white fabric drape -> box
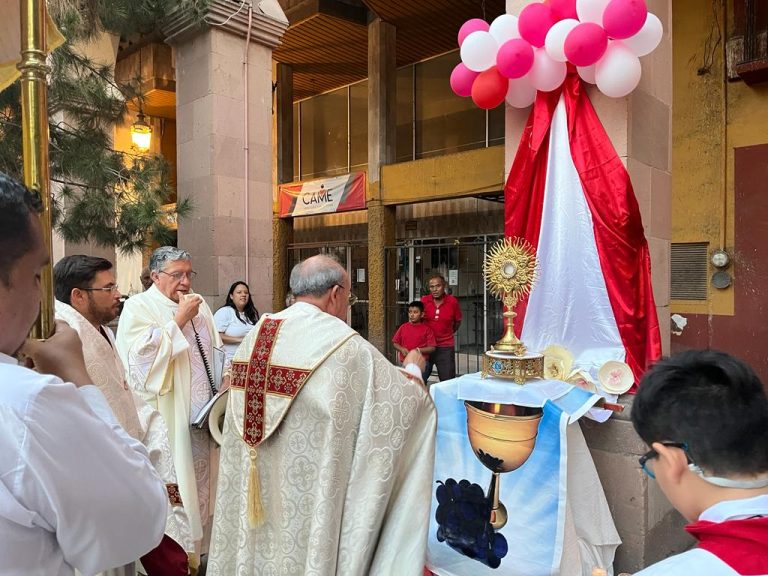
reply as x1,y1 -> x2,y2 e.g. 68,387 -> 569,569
521,97 -> 626,378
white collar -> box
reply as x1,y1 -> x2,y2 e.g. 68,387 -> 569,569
700,494 -> 768,522
0,351 -> 18,365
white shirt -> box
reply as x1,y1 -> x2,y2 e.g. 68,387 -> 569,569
635,495 -> 768,575
213,306 -> 256,360
0,353 -> 167,576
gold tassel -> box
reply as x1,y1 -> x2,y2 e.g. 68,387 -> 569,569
187,552 -> 199,576
247,447 -> 264,527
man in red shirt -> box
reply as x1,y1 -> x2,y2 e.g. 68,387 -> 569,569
392,301 -> 436,383
421,273 -> 462,382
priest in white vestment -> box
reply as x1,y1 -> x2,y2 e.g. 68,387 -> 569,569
54,255 -> 194,575
116,247 -> 223,553
208,255 -> 437,576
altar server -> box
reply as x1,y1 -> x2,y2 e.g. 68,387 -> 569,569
632,350 -> 768,575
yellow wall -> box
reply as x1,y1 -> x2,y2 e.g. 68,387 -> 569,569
672,0 -> 768,315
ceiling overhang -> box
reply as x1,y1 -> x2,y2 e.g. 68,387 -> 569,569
276,0 -> 505,101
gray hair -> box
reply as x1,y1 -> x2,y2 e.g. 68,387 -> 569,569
149,246 -> 192,273
290,255 -> 345,297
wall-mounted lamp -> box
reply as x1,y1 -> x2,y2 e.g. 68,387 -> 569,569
130,110 -> 152,152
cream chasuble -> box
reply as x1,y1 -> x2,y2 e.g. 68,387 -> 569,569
55,301 -> 194,563
208,302 -> 437,576
116,285 -> 222,544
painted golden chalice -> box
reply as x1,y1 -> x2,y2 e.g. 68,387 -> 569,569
465,401 -> 543,530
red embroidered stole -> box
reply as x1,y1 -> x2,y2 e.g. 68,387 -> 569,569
230,318 -> 311,448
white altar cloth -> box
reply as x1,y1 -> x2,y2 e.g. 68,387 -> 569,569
427,373 -> 621,576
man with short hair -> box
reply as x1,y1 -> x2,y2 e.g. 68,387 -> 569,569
632,350 -> 768,574
140,266 -> 152,291
0,172 -> 167,574
421,272 -> 462,382
208,255 -> 437,575
117,246 -> 223,554
54,254 -> 193,573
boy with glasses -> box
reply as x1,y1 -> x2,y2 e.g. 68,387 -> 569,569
631,350 -> 768,575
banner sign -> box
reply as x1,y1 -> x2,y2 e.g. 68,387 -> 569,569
279,172 -> 366,218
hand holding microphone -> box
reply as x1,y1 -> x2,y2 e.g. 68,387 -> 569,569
175,292 -> 203,328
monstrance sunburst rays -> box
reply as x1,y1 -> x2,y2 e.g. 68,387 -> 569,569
483,237 -> 538,305
482,237 -> 538,355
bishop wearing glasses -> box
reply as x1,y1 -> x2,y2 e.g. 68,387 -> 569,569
117,246 -> 223,560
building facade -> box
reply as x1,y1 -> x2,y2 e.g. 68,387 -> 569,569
54,0 -> 765,571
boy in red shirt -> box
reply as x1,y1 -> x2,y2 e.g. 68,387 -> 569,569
392,301 -> 436,384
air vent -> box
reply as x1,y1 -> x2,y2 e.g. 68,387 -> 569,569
671,242 -> 709,300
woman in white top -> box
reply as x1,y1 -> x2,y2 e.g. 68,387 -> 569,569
213,281 -> 259,360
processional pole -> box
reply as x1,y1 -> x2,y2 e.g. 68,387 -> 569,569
18,0 -> 54,338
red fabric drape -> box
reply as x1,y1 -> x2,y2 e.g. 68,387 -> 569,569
504,72 -> 662,389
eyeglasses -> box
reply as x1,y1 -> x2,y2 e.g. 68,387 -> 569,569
159,270 -> 198,281
640,441 -> 768,488
638,442 -> 690,479
335,284 -> 358,306
81,284 -> 119,293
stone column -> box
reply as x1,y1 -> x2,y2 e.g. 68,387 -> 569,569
505,0 -> 675,572
367,18 -> 397,351
164,1 -> 287,314
273,62 -> 294,312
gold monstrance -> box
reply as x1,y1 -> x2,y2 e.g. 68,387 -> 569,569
481,238 -> 543,382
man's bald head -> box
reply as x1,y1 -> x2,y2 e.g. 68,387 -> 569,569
290,255 -> 345,298
290,255 -> 350,320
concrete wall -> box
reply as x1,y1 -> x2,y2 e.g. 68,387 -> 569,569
174,26 -> 277,314
671,0 -> 768,381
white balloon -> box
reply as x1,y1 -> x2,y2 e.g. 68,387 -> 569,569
577,64 -> 597,83
529,48 -> 567,92
460,31 -> 499,72
595,41 -> 642,97
489,14 -> 520,45
576,0 -> 611,24
545,18 -> 580,63
506,76 -> 537,108
623,13 -> 663,57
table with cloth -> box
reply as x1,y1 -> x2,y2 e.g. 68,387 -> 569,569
426,373 -> 621,576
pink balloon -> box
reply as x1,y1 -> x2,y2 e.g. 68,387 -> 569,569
602,0 -> 647,40
458,18 -> 490,46
564,22 -> 608,67
471,66 -> 509,109
549,0 -> 578,20
496,39 -> 535,79
518,3 -> 555,48
450,63 -> 479,97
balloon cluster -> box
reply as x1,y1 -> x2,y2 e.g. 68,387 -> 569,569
450,0 -> 663,109
435,478 -> 509,569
